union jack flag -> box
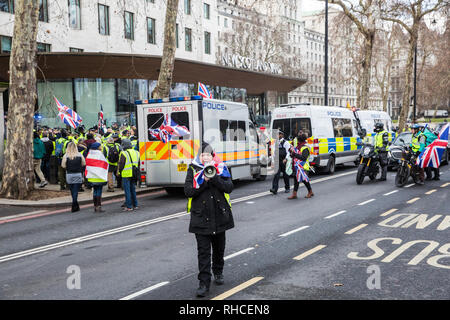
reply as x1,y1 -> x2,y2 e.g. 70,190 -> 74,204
148,114 -> 190,143
290,146 -> 310,182
191,153 -> 231,189
98,104 -> 106,134
54,97 -> 82,129
198,82 -> 212,99
417,124 -> 449,168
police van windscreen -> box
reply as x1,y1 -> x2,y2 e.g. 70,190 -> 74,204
272,118 -> 312,140
147,113 -> 164,141
171,111 -> 190,140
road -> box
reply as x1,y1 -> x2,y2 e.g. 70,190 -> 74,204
0,164 -> 448,300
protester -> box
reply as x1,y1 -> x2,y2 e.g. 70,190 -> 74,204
184,142 -> 234,298
40,131 -> 54,182
118,139 -> 139,211
104,136 -> 121,192
33,131 -> 48,188
85,142 -> 108,213
62,142 -> 85,212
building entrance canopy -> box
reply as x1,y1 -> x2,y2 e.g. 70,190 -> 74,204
0,53 -> 306,96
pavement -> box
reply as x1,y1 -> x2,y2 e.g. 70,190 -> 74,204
0,182 -> 164,208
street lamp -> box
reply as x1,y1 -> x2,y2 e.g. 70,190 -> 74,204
324,0 -> 329,106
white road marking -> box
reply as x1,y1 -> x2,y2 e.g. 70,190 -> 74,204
441,182 -> 450,188
407,197 -> 420,204
425,189 -> 437,195
211,277 -> 264,300
405,183 -> 415,188
278,225 -> 310,237
0,210 -> 48,221
324,210 -> 346,219
358,199 -> 375,206
380,208 -> 398,217
0,169 -> 358,264
245,201 -> 255,204
383,190 -> 399,196
119,281 -> 169,300
345,224 -> 368,235
224,247 -> 255,260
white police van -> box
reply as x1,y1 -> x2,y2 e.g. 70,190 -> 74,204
136,96 -> 268,192
270,104 -> 362,173
358,110 -> 395,142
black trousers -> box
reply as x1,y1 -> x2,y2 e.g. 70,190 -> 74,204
425,167 -> 439,179
272,160 -> 290,191
379,152 -> 388,180
195,232 -> 226,287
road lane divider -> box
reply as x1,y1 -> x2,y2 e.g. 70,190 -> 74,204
324,210 -> 346,220
358,199 -> 375,206
425,189 -> 437,195
0,168 -> 359,264
224,247 -> 255,260
119,281 -> 170,300
383,190 -> 399,196
278,226 -> 310,237
405,183 -> 415,188
0,210 -> 48,222
441,182 -> 449,188
293,245 -> 327,261
380,208 -> 398,217
211,277 -> 264,300
407,197 -> 420,204
345,224 -> 368,235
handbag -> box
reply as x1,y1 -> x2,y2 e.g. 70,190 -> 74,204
285,158 -> 293,176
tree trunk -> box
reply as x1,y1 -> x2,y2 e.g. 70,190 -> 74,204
360,33 -> 374,109
0,0 -> 40,199
398,28 -> 418,132
152,0 -> 179,99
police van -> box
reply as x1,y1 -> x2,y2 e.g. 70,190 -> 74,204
358,110 -> 395,142
270,104 -> 363,174
136,96 -> 268,192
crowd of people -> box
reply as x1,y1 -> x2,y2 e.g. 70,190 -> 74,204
32,123 -> 140,212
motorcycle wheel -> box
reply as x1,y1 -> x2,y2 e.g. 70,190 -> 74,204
356,164 -> 365,185
395,165 -> 410,187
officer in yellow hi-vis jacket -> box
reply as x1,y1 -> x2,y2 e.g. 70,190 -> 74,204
374,122 -> 390,181
184,142 -> 234,298
118,139 -> 139,211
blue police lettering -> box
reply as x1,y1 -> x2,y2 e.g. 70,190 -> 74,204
202,102 -> 226,111
327,111 -> 341,117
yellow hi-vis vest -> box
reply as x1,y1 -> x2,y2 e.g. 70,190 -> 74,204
375,130 -> 389,152
299,145 -> 310,171
186,166 -> 232,213
120,149 -> 139,178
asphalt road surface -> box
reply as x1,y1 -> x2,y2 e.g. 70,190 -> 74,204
0,164 -> 448,300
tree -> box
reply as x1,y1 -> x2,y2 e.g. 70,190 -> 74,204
152,0 -> 179,99
325,0 -> 378,109
0,0 -> 41,199
379,0 -> 447,131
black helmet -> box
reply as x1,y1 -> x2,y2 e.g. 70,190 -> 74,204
375,122 -> 384,132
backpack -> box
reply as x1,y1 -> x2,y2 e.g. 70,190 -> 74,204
107,144 -> 120,163
55,139 -> 65,158
126,150 -> 140,183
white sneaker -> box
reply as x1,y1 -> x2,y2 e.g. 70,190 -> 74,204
39,181 -> 48,188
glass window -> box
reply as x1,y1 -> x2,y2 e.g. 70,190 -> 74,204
147,17 -> 156,44
0,36 -> 12,53
69,47 -> 83,52
74,79 -> 116,128
68,0 -> 81,29
124,11 -> 134,40
291,118 -> 312,138
185,28 -> 192,52
118,79 -> 149,114
332,118 -> 353,137
249,122 -> 258,143
37,80 -> 74,128
204,31 -> 211,54
98,4 -> 109,35
0,0 -> 14,13
237,121 -> 246,141
39,0 -> 48,22
171,111 -> 190,140
203,3 -> 210,19
147,113 -> 164,141
184,0 -> 190,15
37,42 -> 51,52
219,120 -> 228,141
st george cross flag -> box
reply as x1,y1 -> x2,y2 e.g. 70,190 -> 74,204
54,97 -> 82,129
85,149 -> 109,182
417,124 -> 449,169
191,153 -> 231,189
198,82 -> 213,99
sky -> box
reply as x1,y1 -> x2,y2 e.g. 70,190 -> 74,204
302,0 -> 327,12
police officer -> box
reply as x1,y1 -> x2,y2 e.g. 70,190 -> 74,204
410,124 -> 426,185
270,130 -> 290,195
184,142 -> 234,298
374,122 -> 389,181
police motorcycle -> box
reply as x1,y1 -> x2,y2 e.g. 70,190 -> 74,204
356,129 -> 382,185
394,137 -> 421,187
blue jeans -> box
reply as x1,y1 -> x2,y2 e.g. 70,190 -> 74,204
123,178 -> 138,209
69,183 -> 81,206
93,185 -> 103,197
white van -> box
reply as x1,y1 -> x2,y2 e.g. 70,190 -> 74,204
270,104 -> 362,173
136,96 -> 268,191
358,110 -> 395,142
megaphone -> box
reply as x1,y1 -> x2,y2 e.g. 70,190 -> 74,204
204,165 -> 217,179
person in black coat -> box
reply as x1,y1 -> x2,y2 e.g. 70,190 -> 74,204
184,142 -> 234,298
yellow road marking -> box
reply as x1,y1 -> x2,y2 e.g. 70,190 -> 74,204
380,208 -> 398,217
441,182 -> 449,188
293,245 -> 327,261
345,224 -> 368,235
211,277 -> 264,300
407,197 -> 420,204
425,189 -> 437,195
